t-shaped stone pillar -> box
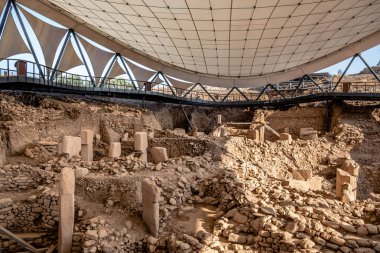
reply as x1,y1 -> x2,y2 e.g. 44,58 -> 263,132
108,142 -> 121,158
216,115 -> 222,125
336,168 -> 357,199
58,167 -> 75,253
61,136 -> 81,158
142,179 -> 160,236
81,130 -> 94,162
134,132 -> 148,162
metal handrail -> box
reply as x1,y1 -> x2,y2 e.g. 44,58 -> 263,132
0,58 -> 379,104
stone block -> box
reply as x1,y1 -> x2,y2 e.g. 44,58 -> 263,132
58,167 -> 75,253
342,159 -> 359,176
259,126 -> 265,142
142,179 -> 160,236
108,142 -> 121,158
174,128 -> 186,136
95,134 -> 101,147
151,147 -> 168,164
81,144 -> 93,162
134,132 -> 148,151
298,169 -> 313,180
0,198 -> 12,208
336,168 -> 357,198
220,126 -> 228,137
282,180 -> 310,192
61,136 -> 81,158
217,115 -> 222,125
301,133 -> 318,140
300,127 -> 315,136
300,128 -> 318,140
81,130 -> 94,145
57,142 -> 63,155
279,133 -> 292,143
308,176 -> 323,191
74,166 -> 89,178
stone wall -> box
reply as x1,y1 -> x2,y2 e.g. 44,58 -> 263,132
75,176 -> 143,213
149,138 -> 207,158
0,164 -> 57,191
0,187 -> 59,232
265,106 -> 326,139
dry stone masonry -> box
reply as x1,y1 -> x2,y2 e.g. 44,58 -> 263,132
0,93 -> 379,252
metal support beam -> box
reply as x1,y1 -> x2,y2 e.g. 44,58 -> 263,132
50,30 -> 71,82
268,84 -> 286,99
256,84 -> 269,101
160,72 -> 177,96
12,0 -> 45,80
292,76 -> 305,98
332,55 -> 357,92
100,53 -> 117,87
305,74 -> 324,92
235,87 -> 249,101
221,87 -> 234,102
197,83 -> 216,101
119,55 -> 137,90
182,83 -> 198,98
357,53 -> 380,83
0,0 -> 12,38
71,31 -> 95,86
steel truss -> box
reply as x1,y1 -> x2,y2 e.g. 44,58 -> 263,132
0,0 -> 378,101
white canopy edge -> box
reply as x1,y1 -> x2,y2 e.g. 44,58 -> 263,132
19,0 -> 380,88
0,12 -> 30,59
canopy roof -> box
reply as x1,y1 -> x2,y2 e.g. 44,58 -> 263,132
18,0 -> 380,87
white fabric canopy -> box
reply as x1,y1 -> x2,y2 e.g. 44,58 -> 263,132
126,59 -> 156,85
16,0 -> 380,87
0,12 -> 30,59
57,40 -> 83,72
108,61 -> 126,79
78,36 -> 114,82
166,76 -> 194,90
20,6 -> 67,67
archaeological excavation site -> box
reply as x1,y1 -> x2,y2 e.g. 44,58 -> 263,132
0,91 -> 378,253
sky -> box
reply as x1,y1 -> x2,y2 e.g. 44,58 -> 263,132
1,2 -> 380,80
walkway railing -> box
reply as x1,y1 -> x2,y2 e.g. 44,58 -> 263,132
0,58 -> 380,106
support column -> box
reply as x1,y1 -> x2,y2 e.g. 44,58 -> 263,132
216,115 -> 222,125
58,167 -> 75,253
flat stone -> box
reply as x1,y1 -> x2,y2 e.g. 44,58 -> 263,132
282,179 -> 310,192
0,198 -> 12,208
357,225 -> 369,236
364,224 -> 378,235
62,136 -> 81,158
85,230 -> 98,240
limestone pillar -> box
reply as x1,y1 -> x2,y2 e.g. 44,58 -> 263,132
259,114 -> 265,142
220,126 -> 228,137
151,147 -> 168,164
336,168 -> 357,199
279,133 -> 292,144
134,132 -> 148,162
216,115 -> 222,125
142,179 -> 160,236
342,159 -> 359,177
58,167 -> 75,253
62,136 -> 81,158
108,142 -> 121,158
81,130 -> 94,162
134,132 -> 148,151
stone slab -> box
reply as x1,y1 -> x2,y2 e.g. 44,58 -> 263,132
61,136 -> 81,158
81,130 -> 94,145
134,132 -> 148,151
142,179 -> 160,236
342,159 -> 359,177
282,179 -> 310,192
151,147 -> 168,164
108,142 -> 121,158
81,144 -> 93,162
58,167 -> 75,253
336,168 -> 357,198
